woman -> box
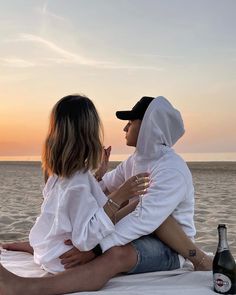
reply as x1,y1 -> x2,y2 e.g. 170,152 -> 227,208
2,94 -> 149,274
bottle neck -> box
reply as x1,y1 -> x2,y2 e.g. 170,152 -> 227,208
217,226 -> 229,252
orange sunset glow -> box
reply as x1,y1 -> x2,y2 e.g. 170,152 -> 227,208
0,1 -> 236,161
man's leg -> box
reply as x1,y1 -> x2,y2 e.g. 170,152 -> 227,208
0,244 -> 137,295
127,235 -> 180,275
154,216 -> 212,270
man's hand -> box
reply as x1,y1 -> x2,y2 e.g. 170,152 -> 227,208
59,240 -> 96,269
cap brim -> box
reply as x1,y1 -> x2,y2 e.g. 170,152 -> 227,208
116,111 -> 138,120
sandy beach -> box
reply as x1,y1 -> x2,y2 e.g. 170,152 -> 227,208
0,161 -> 236,257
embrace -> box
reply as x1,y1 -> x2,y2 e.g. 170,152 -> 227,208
0,95 -> 212,295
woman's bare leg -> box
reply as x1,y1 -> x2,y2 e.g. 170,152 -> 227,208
154,216 -> 212,270
0,244 -> 137,295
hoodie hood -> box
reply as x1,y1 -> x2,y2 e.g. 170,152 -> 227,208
135,96 -> 185,160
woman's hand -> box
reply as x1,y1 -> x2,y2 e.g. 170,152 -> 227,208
104,173 -> 149,224
110,172 -> 150,205
94,146 -> 111,181
0,241 -> 33,255
59,240 -> 96,269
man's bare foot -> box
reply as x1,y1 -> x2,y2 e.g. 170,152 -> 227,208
1,242 -> 33,255
194,254 -> 213,271
0,263 -> 26,295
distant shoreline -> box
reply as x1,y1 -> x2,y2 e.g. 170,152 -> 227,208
1,153 -> 236,163
1,161 -> 236,172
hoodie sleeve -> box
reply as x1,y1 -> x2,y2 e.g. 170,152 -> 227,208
100,157 -> 131,193
99,168 -> 187,252
61,185 -> 115,251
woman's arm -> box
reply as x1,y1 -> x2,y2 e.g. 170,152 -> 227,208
59,176 -> 148,269
64,173 -> 149,252
114,199 -> 139,223
154,216 -> 212,270
103,173 -> 149,224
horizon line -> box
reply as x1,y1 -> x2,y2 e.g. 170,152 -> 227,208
0,152 -> 236,162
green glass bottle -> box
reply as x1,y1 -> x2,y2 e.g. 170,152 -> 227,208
213,224 -> 236,294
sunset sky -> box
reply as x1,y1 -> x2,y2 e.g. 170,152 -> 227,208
0,0 -> 236,160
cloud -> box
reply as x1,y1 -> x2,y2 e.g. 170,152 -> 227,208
3,33 -> 163,70
0,58 -> 36,68
18,33 -> 112,67
21,34 -> 164,70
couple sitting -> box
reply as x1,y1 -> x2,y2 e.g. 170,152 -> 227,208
0,95 -> 212,295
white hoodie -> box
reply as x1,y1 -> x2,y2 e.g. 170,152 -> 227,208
100,96 -> 196,252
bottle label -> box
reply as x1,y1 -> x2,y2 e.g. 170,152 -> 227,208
214,273 -> 232,293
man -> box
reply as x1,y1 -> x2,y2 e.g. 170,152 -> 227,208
98,96 -> 195,257
0,96 -> 211,294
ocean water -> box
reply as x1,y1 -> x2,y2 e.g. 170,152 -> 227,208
0,161 -> 236,257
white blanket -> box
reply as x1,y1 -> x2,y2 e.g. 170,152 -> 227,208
0,248 -> 215,295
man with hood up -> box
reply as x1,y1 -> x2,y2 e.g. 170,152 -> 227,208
96,96 -> 196,273
0,96 -> 211,294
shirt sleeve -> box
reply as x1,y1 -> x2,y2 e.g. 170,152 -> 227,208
101,161 -> 126,193
100,168 -> 187,252
61,185 -> 115,251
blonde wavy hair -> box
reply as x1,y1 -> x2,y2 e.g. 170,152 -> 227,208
42,95 -> 103,178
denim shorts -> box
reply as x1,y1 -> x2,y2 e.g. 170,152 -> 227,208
127,235 -> 180,274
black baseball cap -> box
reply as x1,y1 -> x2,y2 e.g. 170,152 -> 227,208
116,96 -> 154,120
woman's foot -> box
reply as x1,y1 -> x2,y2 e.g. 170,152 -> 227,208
1,241 -> 33,255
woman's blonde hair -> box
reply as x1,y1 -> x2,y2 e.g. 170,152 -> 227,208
42,95 -> 103,178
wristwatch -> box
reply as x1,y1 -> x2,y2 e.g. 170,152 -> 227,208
92,244 -> 103,256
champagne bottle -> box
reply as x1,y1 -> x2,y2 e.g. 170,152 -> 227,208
213,224 -> 236,294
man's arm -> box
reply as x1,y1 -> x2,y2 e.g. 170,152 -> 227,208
100,168 -> 188,252
59,240 -> 96,269
100,156 -> 133,194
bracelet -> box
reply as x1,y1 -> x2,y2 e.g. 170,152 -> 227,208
108,198 -> 121,210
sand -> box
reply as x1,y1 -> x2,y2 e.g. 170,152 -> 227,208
0,161 -> 236,256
